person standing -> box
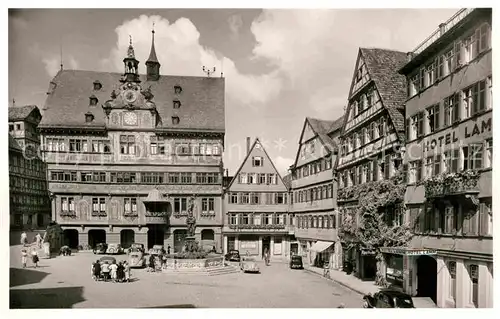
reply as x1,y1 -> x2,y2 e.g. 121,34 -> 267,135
31,248 -> 39,268
123,261 -> 131,282
21,249 -> 28,268
20,232 -> 27,246
109,261 -> 118,283
101,261 -> 110,282
93,260 -> 101,281
35,233 -> 43,249
167,245 -> 171,255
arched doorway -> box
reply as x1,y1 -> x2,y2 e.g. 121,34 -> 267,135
173,230 -> 187,253
37,214 -> 44,228
201,229 -> 215,251
88,229 -> 106,249
417,255 -> 437,303
63,229 -> 79,249
120,229 -> 135,248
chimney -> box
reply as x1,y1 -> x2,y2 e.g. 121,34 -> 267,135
225,169 -> 229,177
246,137 -> 251,155
406,52 -> 413,63
439,23 -> 446,36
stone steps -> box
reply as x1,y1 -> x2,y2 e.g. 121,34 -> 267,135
161,265 -> 239,276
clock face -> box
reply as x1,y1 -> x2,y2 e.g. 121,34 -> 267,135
123,90 -> 137,103
123,112 -> 137,125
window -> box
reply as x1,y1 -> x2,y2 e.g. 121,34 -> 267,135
141,172 -> 164,184
89,96 -> 98,106
409,160 -> 422,184
92,140 -> 111,153
262,214 -> 270,225
16,124 -> 21,130
240,213 -> 250,225
172,117 -> 180,125
357,166 -> 362,185
485,139 -> 492,168
45,138 -> 66,152
239,173 -> 247,184
168,172 -> 180,184
463,80 -> 486,118
229,213 -> 237,225
444,149 -> 460,173
124,198 -> 137,215
325,158 -> 332,170
201,198 -> 215,213
241,193 -> 249,204
120,135 -> 135,155
229,193 -> 238,204
360,127 -> 366,145
463,144 -> 483,170
366,162 -> 373,182
478,23 -> 491,53
252,156 -> 263,167
180,172 -> 192,184
426,104 -> 440,133
444,93 -> 460,126
448,261 -> 457,301
150,136 -> 165,155
267,173 -> 277,185
443,48 -> 454,77
92,198 -> 106,215
173,198 -> 188,213
275,193 -> 285,204
468,264 -> 479,308
173,100 -> 181,109
61,197 -> 75,212
463,33 -> 477,64
444,205 -> 458,234
9,124 -> 14,132
92,172 -> 106,182
409,74 -> 419,96
251,193 -> 260,205
425,60 -> 437,86
110,172 -> 137,183
408,115 -> 418,140
69,139 -> 87,152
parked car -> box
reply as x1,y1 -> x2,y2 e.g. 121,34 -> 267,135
289,255 -> 303,269
363,289 -> 415,308
128,243 -> 145,254
225,250 -> 241,262
240,256 -> 260,273
148,245 -> 166,256
128,251 -> 146,268
106,243 -> 124,255
93,243 -> 108,254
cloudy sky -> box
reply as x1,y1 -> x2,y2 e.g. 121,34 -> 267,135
8,8 -> 459,175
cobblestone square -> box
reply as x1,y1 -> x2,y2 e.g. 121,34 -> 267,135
10,245 -> 363,308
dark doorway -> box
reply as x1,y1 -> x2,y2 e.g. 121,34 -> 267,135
173,229 -> 187,252
227,237 -> 235,252
262,236 -> 271,258
120,229 -> 135,248
88,229 -> 106,248
201,229 -> 215,251
63,229 -> 79,249
147,225 -> 165,249
37,214 -> 44,228
362,255 -> 377,280
290,243 -> 298,255
417,255 -> 437,303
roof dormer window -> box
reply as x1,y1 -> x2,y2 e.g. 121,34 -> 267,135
172,116 -> 180,125
174,85 -> 182,95
93,80 -> 102,91
173,99 -> 181,109
85,111 -> 94,123
89,95 -> 98,106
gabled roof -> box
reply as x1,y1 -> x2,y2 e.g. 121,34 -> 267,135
226,138 -> 287,190
40,70 -> 225,132
8,134 -> 23,152
358,48 -> 407,141
8,105 -> 40,122
327,115 -> 345,135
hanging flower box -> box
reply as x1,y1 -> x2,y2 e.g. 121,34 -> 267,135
420,170 -> 480,198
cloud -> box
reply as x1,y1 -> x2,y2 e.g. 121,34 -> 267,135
101,15 -> 283,109
274,156 -> 294,176
41,54 -> 80,77
228,14 -> 243,39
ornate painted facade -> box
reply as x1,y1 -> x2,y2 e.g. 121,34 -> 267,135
399,8 -> 492,308
38,32 -> 225,251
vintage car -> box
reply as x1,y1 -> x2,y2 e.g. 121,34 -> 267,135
128,243 -> 145,254
289,255 -> 303,269
106,243 -> 124,255
128,251 -> 146,268
224,250 -> 241,262
93,243 -> 108,254
240,256 -> 260,273
363,289 -> 415,308
148,245 -> 166,256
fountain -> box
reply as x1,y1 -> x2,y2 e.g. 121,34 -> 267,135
183,195 -> 204,257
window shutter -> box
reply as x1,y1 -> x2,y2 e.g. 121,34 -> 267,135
373,159 -> 378,181
406,118 -> 411,140
475,28 -> 481,56
479,203 -> 488,236
435,105 -> 440,130
384,154 -> 390,179
418,112 -> 424,136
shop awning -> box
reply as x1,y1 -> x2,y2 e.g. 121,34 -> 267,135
310,241 -> 333,252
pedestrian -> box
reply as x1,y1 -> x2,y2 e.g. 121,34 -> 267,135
109,261 -> 118,283
21,248 -> 28,268
149,254 -> 155,272
123,261 -> 131,282
93,260 -> 101,281
35,233 -> 43,249
167,245 -> 171,255
116,262 -> 124,282
212,245 -> 216,253
31,248 -> 39,268
101,261 -> 110,282
20,232 -> 27,246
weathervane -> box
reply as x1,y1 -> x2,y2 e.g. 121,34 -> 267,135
202,66 -> 216,77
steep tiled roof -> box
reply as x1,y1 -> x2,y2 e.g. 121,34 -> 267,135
282,173 -> 292,190
360,48 -> 407,142
327,115 -> 344,134
8,134 -> 23,153
40,70 -> 225,131
306,117 -> 337,151
8,105 -> 38,121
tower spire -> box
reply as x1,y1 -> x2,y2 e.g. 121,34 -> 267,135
146,23 -> 161,81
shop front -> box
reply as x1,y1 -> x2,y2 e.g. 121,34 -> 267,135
309,241 -> 333,268
380,247 -> 438,302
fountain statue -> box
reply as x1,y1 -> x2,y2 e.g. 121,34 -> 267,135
184,195 -> 200,253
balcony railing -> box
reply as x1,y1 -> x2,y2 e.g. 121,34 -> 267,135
421,170 -> 480,198
412,8 -> 475,56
